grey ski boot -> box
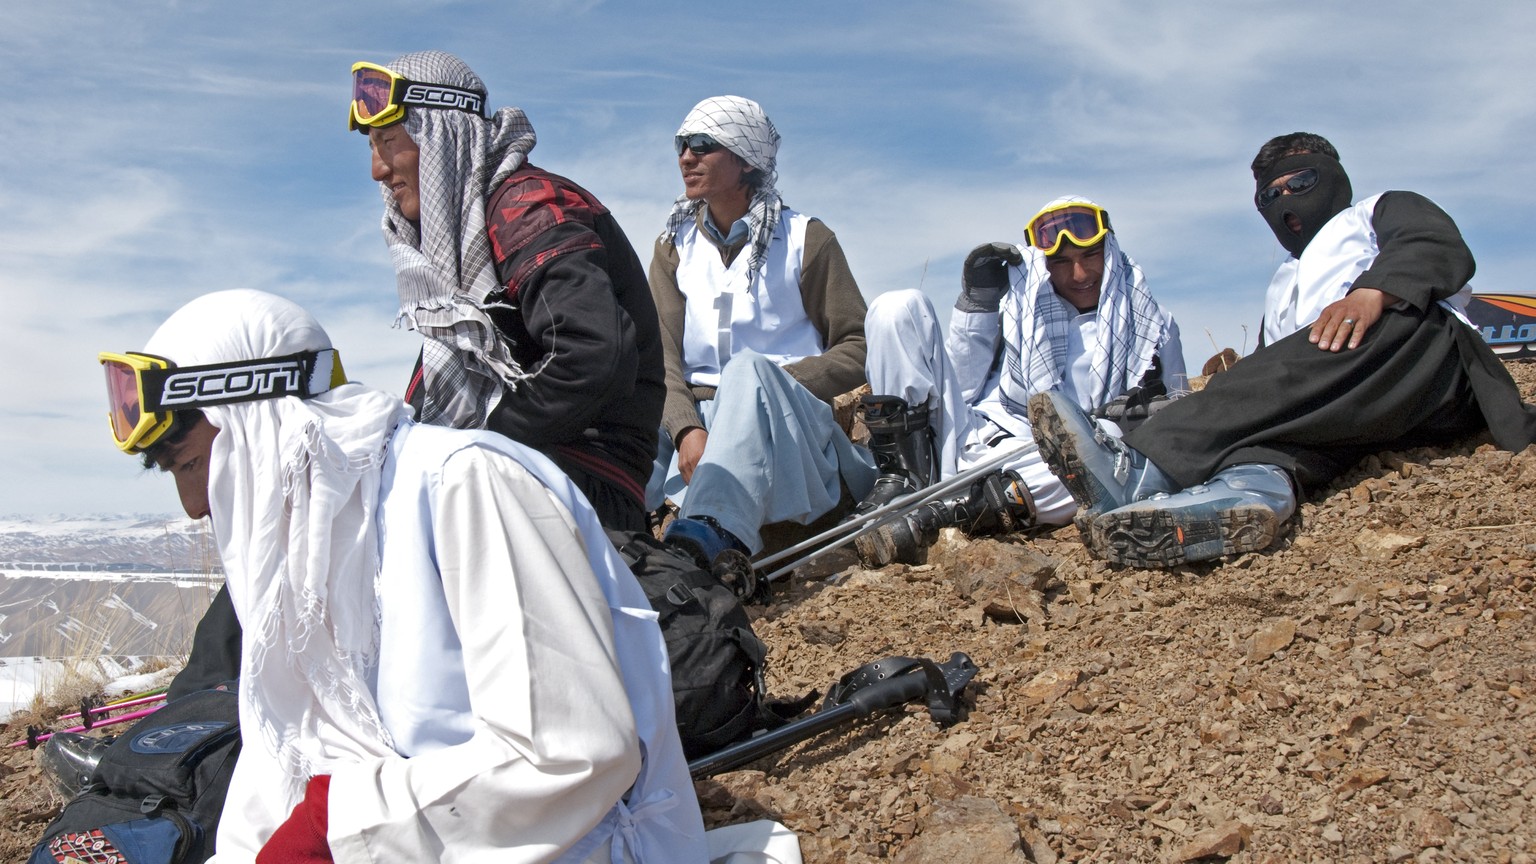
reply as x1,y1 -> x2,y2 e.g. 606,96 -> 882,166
1026,390 -> 1178,525
857,470 -> 1036,567
40,731 -> 115,798
1089,463 -> 1296,568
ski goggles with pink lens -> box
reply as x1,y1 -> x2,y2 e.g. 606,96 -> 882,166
349,61 -> 486,132
1025,202 -> 1113,255
98,349 -> 346,453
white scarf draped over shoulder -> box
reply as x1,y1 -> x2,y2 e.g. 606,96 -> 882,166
144,289 -> 412,806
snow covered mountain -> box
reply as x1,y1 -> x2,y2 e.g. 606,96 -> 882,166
0,516 -> 221,694
0,514 -> 219,572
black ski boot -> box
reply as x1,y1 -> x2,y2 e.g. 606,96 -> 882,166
855,395 -> 937,515
40,731 -> 115,798
857,470 -> 1036,567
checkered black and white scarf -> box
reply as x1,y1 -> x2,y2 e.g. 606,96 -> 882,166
1000,202 -> 1169,414
659,96 -> 785,276
377,51 -> 538,429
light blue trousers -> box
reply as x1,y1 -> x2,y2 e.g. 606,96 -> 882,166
645,351 -> 877,554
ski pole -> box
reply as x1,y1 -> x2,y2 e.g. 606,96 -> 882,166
11,705 -> 164,749
756,448 -> 1021,582
58,691 -> 168,723
689,652 -> 978,779
754,448 -> 1018,572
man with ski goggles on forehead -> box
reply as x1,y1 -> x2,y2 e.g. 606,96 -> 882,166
1027,131 -> 1536,569
97,290 -> 712,864
97,347 -> 347,707
852,196 -> 1185,566
349,50 -> 666,538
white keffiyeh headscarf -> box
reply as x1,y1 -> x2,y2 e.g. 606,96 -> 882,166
1000,196 -> 1171,414
659,95 -> 786,277
374,50 -> 539,429
144,290 -> 411,806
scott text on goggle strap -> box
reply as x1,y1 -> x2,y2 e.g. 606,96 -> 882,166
160,360 -> 312,407
402,83 -> 484,115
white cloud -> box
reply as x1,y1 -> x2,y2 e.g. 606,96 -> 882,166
3,0 -> 1532,514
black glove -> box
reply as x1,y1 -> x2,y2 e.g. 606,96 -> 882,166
956,242 -> 1024,314
1093,359 -> 1174,435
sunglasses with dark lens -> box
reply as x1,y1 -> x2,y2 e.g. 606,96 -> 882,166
1256,168 -> 1320,210
675,133 -> 722,156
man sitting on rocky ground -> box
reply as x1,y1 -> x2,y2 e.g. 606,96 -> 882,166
646,96 -> 875,574
1028,131 -> 1536,568
853,196 -> 1185,566
97,289 -> 800,863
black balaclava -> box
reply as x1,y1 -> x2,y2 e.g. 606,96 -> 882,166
1255,153 -> 1353,258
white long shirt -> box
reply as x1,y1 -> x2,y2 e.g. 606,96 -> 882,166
950,300 -> 1186,442
214,422 -> 708,863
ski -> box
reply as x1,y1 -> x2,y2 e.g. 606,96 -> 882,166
689,651 -> 978,778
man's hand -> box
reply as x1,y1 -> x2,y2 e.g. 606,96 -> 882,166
957,242 -> 1024,313
1309,287 -> 1391,351
677,426 -> 708,484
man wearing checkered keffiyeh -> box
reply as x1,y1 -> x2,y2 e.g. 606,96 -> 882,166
861,195 -> 1186,543
363,50 -> 666,533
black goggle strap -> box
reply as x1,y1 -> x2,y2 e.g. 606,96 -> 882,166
139,349 -> 346,413
393,80 -> 487,117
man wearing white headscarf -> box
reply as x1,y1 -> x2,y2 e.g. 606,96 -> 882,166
853,196 -> 1186,565
647,96 -> 876,571
352,50 -> 662,534
103,290 -> 711,863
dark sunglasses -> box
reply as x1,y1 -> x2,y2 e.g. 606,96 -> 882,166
1255,168 -> 1320,210
675,133 -> 722,156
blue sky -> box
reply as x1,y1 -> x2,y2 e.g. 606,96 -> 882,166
5,1 -> 1536,516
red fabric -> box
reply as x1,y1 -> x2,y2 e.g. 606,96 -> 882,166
485,165 -> 606,300
256,774 -> 333,863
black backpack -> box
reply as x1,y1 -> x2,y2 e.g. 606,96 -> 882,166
607,529 -> 774,759
29,686 -> 241,864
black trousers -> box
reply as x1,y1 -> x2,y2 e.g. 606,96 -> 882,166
1125,304 -> 1532,492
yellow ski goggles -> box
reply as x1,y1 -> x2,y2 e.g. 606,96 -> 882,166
1025,202 -> 1113,255
98,349 -> 346,454
349,61 -> 487,132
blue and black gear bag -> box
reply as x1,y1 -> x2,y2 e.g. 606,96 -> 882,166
607,529 -> 775,759
28,685 -> 241,864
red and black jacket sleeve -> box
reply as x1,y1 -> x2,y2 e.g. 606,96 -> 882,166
456,165 -> 665,510
478,167 -> 640,446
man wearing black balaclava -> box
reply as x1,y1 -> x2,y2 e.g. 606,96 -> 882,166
1250,132 -> 1472,352
1022,132 -> 1536,569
